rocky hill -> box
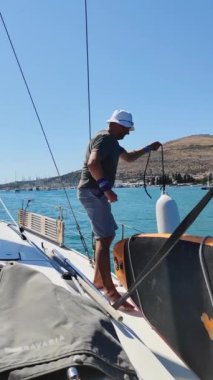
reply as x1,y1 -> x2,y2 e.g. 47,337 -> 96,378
1,134 -> 212,190
116,134 -> 213,182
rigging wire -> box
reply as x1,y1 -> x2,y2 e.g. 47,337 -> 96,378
84,0 -> 92,141
0,12 -> 93,265
0,197 -> 18,227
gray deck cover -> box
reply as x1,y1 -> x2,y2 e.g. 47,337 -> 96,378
0,262 -> 137,380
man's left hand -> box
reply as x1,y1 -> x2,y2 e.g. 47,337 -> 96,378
149,141 -> 162,151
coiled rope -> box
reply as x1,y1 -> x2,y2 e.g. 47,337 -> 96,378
143,144 -> 166,198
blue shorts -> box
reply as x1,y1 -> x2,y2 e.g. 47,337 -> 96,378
77,188 -> 118,239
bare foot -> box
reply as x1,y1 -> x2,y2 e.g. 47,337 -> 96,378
93,281 -> 118,290
116,299 -> 135,312
93,281 -> 104,290
104,288 -> 135,311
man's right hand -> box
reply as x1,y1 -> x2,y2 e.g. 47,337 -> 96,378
104,189 -> 118,203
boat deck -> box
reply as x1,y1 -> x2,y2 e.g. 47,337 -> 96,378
0,221 -> 199,380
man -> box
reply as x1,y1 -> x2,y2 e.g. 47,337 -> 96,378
78,109 -> 161,310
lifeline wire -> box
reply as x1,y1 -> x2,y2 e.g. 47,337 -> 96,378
0,12 -> 93,264
199,236 -> 213,308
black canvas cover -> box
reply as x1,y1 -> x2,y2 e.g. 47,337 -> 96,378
124,236 -> 213,380
0,262 -> 137,380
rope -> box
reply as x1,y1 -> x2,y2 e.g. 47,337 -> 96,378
0,12 -> 93,265
143,145 -> 166,198
143,152 -> 152,199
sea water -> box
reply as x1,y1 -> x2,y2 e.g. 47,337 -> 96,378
0,186 -> 212,260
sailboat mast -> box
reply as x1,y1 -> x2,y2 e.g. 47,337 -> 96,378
84,0 -> 92,141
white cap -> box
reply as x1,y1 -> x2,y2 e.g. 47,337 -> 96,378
107,109 -> 135,131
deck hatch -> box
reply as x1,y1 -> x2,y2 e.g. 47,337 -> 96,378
18,210 -> 64,246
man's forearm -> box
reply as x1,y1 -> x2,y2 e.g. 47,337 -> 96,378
121,141 -> 162,162
87,159 -> 117,201
122,148 -> 146,162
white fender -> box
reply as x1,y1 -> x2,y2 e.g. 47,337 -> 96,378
156,192 -> 180,233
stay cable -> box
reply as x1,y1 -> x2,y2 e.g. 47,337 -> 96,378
0,12 -> 92,264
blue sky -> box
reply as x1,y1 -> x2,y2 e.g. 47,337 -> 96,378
0,0 -> 212,183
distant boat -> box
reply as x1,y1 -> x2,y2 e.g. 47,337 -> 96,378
201,185 -> 213,190
201,176 -> 213,190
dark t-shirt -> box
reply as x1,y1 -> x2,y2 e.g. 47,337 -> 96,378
78,130 -> 125,188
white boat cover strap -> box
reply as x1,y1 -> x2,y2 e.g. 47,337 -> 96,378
0,262 -> 137,380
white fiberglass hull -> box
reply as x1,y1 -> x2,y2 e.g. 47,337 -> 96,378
0,221 -> 198,380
